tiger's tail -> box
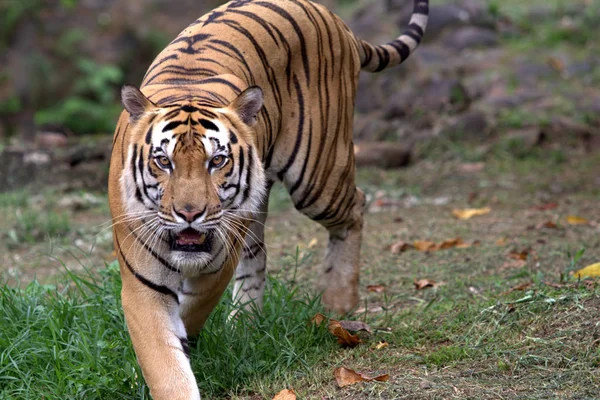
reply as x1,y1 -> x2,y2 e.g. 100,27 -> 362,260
358,0 -> 429,73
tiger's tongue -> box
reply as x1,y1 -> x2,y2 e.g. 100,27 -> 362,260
176,229 -> 206,245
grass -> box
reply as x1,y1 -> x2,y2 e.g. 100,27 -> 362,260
0,262 -> 335,399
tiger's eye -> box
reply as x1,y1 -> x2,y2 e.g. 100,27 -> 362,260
156,156 -> 171,168
211,155 -> 227,168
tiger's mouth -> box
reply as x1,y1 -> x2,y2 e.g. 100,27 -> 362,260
170,228 -> 213,253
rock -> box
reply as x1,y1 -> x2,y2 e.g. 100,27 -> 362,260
58,192 -> 103,211
353,113 -> 397,141
440,110 -> 490,142
442,26 -> 499,50
503,128 -> 544,149
540,116 -> 596,147
354,142 -> 412,169
416,79 -> 471,114
36,132 -> 69,149
393,0 -> 495,42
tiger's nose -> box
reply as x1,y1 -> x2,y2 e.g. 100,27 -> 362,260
174,205 -> 205,223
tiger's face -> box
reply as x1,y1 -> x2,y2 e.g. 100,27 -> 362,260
120,85 -> 266,274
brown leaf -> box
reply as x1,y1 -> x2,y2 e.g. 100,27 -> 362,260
338,320 -> 372,334
438,238 -> 465,249
367,284 -> 385,293
272,389 -> 296,400
531,202 -> 559,211
328,320 -> 362,347
537,220 -> 558,229
508,249 -> 529,261
311,313 -> 327,326
393,216 -> 404,223
391,241 -> 414,253
334,367 -> 389,388
414,279 -> 437,290
452,207 -> 491,220
413,240 -> 437,252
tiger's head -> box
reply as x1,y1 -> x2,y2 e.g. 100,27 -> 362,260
119,85 -> 267,274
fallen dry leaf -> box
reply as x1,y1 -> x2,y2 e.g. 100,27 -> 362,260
338,320 -> 372,334
367,284 -> 385,293
452,207 -> 491,220
537,220 -> 558,229
573,262 -> 600,279
307,238 -> 318,248
566,215 -> 589,225
391,241 -> 413,253
311,313 -> 327,326
414,279 -> 438,290
495,238 -> 508,246
272,389 -> 296,400
438,238 -> 465,249
413,240 -> 437,251
334,367 -> 389,388
375,341 -> 389,350
508,249 -> 529,261
311,313 -> 365,347
329,320 -> 362,347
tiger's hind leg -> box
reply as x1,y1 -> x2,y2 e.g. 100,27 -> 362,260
231,184 -> 271,312
292,176 -> 366,315
319,187 -> 366,314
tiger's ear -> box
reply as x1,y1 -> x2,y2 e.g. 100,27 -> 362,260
121,85 -> 156,122
228,86 -> 264,126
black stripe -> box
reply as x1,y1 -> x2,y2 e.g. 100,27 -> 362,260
243,146 -> 253,202
130,228 -> 180,273
255,1 -> 310,83
277,76 -> 304,180
390,41 -> 410,63
289,119 -> 312,195
181,105 -> 199,112
142,54 -> 178,84
116,238 -> 179,303
408,22 -> 425,38
200,119 -> 219,131
163,120 -> 185,132
179,337 -> 190,359
145,127 -> 153,144
131,144 -> 144,204
374,46 -> 390,72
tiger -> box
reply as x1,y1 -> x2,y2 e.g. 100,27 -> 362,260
108,0 -> 428,398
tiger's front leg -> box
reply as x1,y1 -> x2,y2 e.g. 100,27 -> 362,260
120,268 -> 200,400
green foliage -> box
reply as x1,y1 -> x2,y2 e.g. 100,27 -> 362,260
0,0 -> 42,50
0,262 -> 333,399
34,59 -> 123,133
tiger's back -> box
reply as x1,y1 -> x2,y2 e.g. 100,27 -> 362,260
108,1 -> 428,398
